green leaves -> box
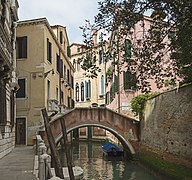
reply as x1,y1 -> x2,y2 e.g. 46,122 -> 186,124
131,92 -> 159,116
80,0 -> 192,89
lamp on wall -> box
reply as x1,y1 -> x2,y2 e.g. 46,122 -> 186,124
32,69 -> 55,79
43,69 -> 54,78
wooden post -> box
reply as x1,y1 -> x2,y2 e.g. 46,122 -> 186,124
60,117 -> 75,180
41,108 -> 64,179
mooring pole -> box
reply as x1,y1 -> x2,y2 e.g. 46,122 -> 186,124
41,108 -> 64,179
60,118 -> 75,180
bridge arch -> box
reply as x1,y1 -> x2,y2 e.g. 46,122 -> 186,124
55,122 -> 135,155
40,107 -> 140,158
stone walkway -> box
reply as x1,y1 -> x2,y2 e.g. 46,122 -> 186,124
0,146 -> 36,180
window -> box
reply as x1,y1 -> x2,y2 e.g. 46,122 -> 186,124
81,82 -> 84,101
75,83 -> 79,101
61,91 -> 64,104
56,87 -> 58,100
56,55 -> 59,73
105,92 -> 110,105
60,31 -> 63,44
71,75 -> 74,89
16,78 -> 26,98
47,80 -> 50,99
150,25 -> 161,42
123,70 -> 137,90
71,99 -> 75,108
64,65 -> 66,79
77,47 -> 80,53
16,36 -> 27,59
99,50 -> 102,64
67,46 -> 71,57
85,80 -> 91,99
124,39 -> 131,60
60,59 -> 63,78
56,54 -> 63,77
47,38 -> 52,63
100,75 -> 105,95
68,96 -> 71,109
67,69 -> 70,85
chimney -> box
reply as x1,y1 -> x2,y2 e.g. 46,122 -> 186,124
92,29 -> 97,46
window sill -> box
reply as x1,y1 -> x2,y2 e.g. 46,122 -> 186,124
124,89 -> 136,93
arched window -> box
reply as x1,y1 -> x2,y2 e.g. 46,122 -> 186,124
75,83 -> 79,101
81,82 -> 84,101
100,75 -> 105,95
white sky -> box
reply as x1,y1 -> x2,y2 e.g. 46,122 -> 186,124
18,0 -> 99,44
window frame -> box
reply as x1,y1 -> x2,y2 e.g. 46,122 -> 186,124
16,36 -> 27,59
16,78 -> 26,99
75,83 -> 79,101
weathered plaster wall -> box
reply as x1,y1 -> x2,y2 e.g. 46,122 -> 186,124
141,84 -> 192,161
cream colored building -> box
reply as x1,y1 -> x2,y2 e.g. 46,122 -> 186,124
16,18 -> 74,145
70,34 -> 108,108
70,32 -> 108,139
0,0 -> 19,158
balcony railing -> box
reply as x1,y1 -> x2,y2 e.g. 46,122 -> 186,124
47,99 -> 59,112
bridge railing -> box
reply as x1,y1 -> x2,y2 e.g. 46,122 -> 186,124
36,135 -> 63,180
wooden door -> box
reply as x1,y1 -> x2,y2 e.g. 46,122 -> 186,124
15,118 -> 26,145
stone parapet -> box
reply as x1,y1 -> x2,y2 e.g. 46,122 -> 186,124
141,84 -> 192,166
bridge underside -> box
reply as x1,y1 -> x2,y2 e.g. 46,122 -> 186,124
40,107 -> 140,159
55,122 -> 136,157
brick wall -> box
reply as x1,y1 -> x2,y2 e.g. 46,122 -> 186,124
141,84 -> 192,162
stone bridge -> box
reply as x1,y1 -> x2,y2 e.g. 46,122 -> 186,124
39,107 -> 140,158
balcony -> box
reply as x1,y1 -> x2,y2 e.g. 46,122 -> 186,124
47,99 -> 59,112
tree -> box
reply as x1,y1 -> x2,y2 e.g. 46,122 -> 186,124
80,0 -> 192,92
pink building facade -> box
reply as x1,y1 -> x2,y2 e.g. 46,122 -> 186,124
105,16 -> 175,117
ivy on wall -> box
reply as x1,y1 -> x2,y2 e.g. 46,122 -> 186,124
131,92 -> 160,117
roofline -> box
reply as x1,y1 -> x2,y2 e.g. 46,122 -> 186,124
17,17 -> 74,71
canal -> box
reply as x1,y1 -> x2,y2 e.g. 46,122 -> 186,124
59,140 -> 158,180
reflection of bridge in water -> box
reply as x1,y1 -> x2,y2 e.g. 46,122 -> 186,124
39,107 -> 140,158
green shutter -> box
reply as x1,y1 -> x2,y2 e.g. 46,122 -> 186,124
67,46 -> 71,57
60,31 -> 63,44
125,39 -> 131,60
123,70 -> 137,90
110,84 -> 114,102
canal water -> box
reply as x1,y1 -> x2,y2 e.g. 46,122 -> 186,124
59,140 -> 158,180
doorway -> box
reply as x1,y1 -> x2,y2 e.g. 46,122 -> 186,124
15,118 -> 26,145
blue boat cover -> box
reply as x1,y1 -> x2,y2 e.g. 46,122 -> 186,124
102,142 -> 123,153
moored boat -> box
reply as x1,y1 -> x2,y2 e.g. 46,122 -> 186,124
102,142 -> 123,157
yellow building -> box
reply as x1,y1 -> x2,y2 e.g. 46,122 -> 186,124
16,18 -> 74,145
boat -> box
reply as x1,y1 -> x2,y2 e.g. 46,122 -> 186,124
102,142 -> 124,157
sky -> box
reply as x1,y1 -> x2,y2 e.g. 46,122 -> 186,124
18,0 -> 99,44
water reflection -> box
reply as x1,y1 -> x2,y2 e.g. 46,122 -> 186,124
59,140 -> 157,180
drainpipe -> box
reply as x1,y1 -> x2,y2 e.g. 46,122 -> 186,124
117,32 -> 120,113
